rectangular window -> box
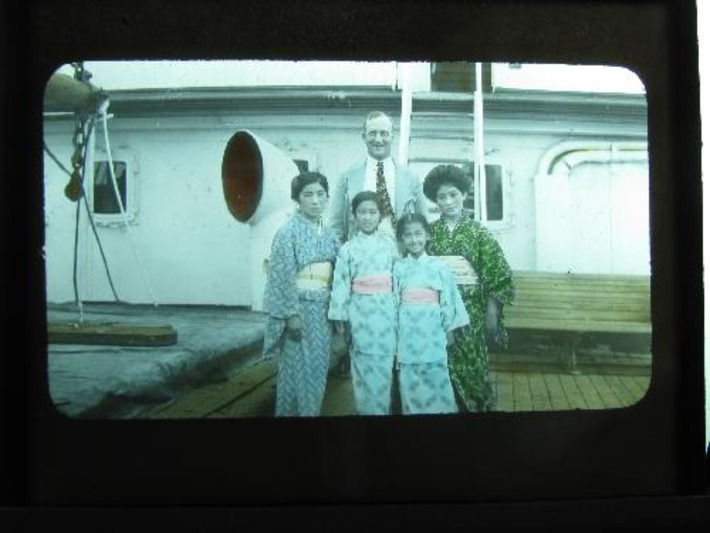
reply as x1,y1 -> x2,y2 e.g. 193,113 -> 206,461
430,62 -> 492,93
409,160 -> 508,227
93,161 -> 127,215
462,163 -> 504,222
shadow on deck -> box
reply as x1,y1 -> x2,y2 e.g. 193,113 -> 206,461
144,355 -> 651,419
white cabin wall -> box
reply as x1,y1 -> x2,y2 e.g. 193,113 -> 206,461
483,131 -> 564,271
44,119 -> 254,306
44,102 -> 649,307
43,122 -> 85,303
43,113 -> 378,306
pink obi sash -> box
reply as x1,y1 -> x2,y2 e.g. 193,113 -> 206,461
352,274 -> 392,294
401,287 -> 439,304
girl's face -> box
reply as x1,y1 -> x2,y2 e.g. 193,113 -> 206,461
435,183 -> 467,220
354,199 -> 381,235
298,182 -> 328,221
400,222 -> 429,258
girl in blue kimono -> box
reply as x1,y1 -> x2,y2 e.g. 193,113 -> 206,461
393,213 -> 469,415
262,172 -> 340,417
328,191 -> 399,415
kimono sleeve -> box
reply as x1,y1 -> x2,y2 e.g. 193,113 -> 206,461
471,224 -> 515,306
328,244 -> 352,321
440,264 -> 470,332
263,224 -> 299,319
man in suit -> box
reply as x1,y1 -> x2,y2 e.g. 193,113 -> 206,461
328,111 -> 427,242
328,111 -> 427,385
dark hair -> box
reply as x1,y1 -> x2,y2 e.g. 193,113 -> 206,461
351,191 -> 380,215
396,212 -> 431,241
290,172 -> 329,201
422,164 -> 472,202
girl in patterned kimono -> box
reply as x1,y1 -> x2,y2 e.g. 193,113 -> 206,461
423,165 -> 515,412
328,191 -> 399,415
393,213 -> 470,415
262,172 -> 340,417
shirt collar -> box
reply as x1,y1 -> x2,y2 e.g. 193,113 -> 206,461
366,156 -> 395,170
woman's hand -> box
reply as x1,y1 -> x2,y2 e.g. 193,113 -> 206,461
286,315 -> 302,340
334,321 -> 345,336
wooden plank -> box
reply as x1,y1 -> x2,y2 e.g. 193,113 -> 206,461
509,302 -> 648,312
508,310 -> 649,321
493,372 -> 515,411
605,375 -> 644,407
586,375 -> 623,409
48,321 -> 178,346
528,373 -> 553,411
148,359 -> 276,418
512,373 -> 534,411
626,376 -> 652,399
511,298 -> 649,309
209,376 -> 276,418
513,271 -> 650,282
506,272 -> 651,348
558,374 -> 588,409
542,373 -> 572,410
321,376 -> 356,417
514,282 -> 649,291
574,375 -> 606,410
514,285 -> 649,294
512,296 -> 649,306
506,318 -> 652,334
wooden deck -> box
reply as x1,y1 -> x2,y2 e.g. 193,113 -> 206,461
144,358 -> 651,419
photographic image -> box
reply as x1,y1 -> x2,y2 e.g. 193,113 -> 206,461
43,60 -> 651,420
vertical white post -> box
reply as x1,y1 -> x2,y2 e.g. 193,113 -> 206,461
84,117 -> 97,301
474,62 -> 488,223
398,63 -> 412,166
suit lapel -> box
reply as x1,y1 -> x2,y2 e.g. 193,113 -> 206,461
351,162 -> 366,193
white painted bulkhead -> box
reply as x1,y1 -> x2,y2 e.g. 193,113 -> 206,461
43,68 -> 648,308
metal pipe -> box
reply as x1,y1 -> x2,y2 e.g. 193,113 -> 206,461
398,63 -> 412,166
474,62 -> 488,222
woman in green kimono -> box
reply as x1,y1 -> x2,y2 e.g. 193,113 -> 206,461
423,165 -> 515,412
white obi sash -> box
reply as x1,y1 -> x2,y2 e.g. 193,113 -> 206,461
295,262 -> 333,291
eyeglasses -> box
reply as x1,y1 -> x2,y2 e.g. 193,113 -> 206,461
365,131 -> 392,140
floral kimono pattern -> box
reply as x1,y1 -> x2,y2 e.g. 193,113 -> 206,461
263,212 -> 340,417
429,216 -> 515,412
393,254 -> 469,414
328,231 -> 399,415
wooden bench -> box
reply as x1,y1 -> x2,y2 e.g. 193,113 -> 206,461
504,271 -> 651,373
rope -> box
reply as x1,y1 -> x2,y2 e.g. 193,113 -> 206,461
71,116 -> 96,321
44,140 -> 121,302
98,100 -> 159,306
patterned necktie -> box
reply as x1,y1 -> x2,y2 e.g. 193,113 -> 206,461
376,161 -> 395,221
